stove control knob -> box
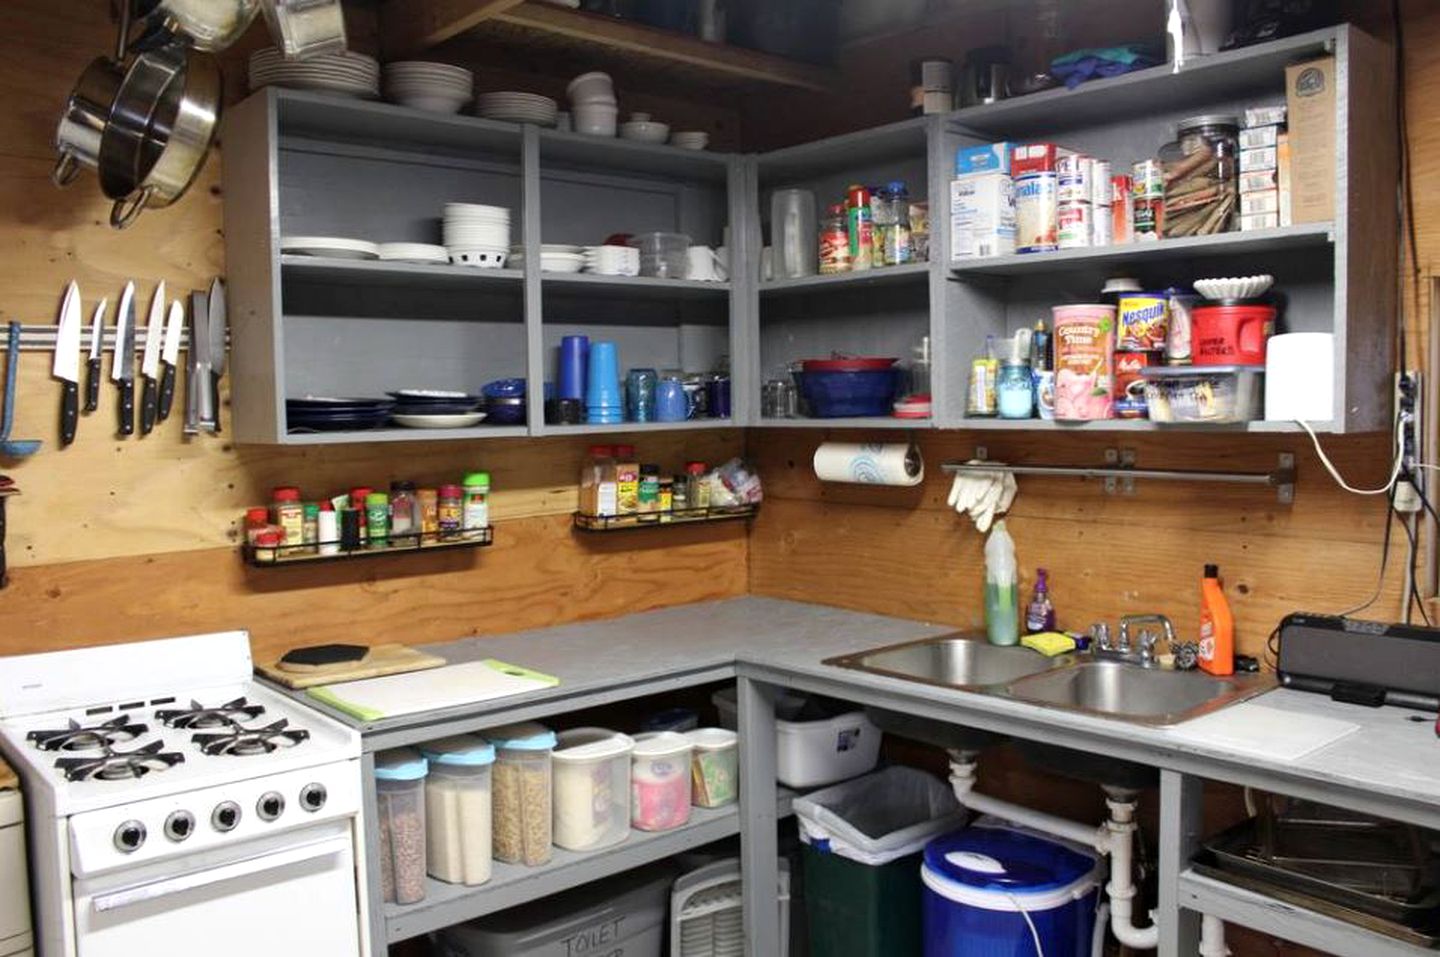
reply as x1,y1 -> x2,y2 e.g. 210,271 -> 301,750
212,801 -> 241,832
299,783 -> 328,812
164,810 -> 195,842
114,820 -> 146,853
257,791 -> 285,822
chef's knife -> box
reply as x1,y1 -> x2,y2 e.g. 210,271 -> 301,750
206,278 -> 226,434
185,289 -> 207,436
158,298 -> 183,423
139,281 -> 165,435
84,297 -> 106,413
112,281 -> 136,436
53,282 -> 81,447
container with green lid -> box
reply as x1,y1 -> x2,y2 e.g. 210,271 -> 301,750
463,471 -> 490,537
375,748 -> 428,904
365,491 -> 391,548
420,735 -> 495,886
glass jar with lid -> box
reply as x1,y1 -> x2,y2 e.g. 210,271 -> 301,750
1160,114 -> 1239,238
996,360 -> 1035,419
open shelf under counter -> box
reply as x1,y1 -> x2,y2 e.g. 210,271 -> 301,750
540,419 -> 737,436
761,262 -> 932,297
384,790 -> 796,944
542,272 -> 731,301
947,224 -> 1334,278
281,255 -> 524,290
276,424 -> 529,446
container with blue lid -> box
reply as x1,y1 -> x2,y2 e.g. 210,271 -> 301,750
375,747 -> 429,782
489,722 -> 556,866
486,721 -> 558,752
374,748 -> 430,905
420,735 -> 496,767
921,824 -> 1100,956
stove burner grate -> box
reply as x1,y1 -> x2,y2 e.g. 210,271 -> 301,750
192,719 -> 310,757
155,697 -> 266,729
53,740 -> 185,782
27,716 -> 148,752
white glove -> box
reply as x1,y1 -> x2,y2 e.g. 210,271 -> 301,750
946,461 -> 1017,533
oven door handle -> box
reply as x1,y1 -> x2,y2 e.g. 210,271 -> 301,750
91,834 -> 352,913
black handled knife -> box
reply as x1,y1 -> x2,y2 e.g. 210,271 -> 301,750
158,299 -> 182,423
113,281 -> 135,436
53,281 -> 81,447
83,297 -> 105,413
139,281 -> 165,435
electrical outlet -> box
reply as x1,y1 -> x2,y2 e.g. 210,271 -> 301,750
1395,371 -> 1422,513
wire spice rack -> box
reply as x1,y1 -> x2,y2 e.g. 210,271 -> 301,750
573,504 -> 759,532
242,527 -> 494,567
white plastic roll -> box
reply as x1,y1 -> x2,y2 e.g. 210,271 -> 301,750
813,442 -> 924,486
1265,333 -> 1334,421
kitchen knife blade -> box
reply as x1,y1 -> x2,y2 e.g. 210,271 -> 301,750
185,289 -> 208,436
139,281 -> 165,435
53,282 -> 81,447
206,278 -> 226,434
112,281 -> 135,436
84,297 -> 106,413
158,298 -> 183,423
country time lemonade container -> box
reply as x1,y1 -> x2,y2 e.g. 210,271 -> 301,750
1051,304 -> 1117,420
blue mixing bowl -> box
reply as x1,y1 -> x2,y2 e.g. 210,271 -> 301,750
800,369 -> 901,417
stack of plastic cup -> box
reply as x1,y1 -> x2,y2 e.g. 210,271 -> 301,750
586,341 -> 623,424
559,335 -> 588,402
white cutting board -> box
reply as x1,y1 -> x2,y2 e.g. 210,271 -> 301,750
307,659 -> 558,722
1168,702 -> 1360,761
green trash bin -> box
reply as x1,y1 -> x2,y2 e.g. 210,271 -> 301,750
795,767 -> 967,957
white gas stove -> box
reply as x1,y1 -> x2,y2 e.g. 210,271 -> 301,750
0,631 -> 368,957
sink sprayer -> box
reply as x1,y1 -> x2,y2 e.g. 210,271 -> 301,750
946,751 -> 1230,955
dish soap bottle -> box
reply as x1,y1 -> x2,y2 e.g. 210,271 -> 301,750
1025,568 -> 1056,634
1198,563 -> 1235,676
985,521 -> 1019,646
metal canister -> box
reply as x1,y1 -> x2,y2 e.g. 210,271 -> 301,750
1058,200 -> 1092,249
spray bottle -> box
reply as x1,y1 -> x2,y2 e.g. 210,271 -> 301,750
985,520 -> 1019,646
1025,568 -> 1056,634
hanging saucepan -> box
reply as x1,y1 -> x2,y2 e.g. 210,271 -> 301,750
53,57 -> 126,187
260,0 -> 349,59
127,0 -> 263,53
97,44 -> 221,229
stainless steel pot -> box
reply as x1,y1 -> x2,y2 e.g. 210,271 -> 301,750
130,0 -> 262,53
53,57 -> 125,186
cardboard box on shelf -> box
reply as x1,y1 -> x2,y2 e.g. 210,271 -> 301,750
950,173 -> 1016,260
955,142 -> 1016,176
1240,147 -> 1278,173
1012,143 -> 1076,176
1240,211 -> 1281,231
1277,131 -> 1293,227
1239,125 -> 1280,150
1239,169 -> 1278,193
1240,190 -> 1280,215
1285,56 -> 1336,224
1244,104 -> 1287,127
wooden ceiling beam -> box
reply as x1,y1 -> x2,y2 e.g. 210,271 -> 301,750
379,0 -> 529,60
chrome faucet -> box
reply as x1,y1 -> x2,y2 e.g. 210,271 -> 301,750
1089,615 -> 1176,668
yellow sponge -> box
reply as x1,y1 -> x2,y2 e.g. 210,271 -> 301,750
1020,632 -> 1077,657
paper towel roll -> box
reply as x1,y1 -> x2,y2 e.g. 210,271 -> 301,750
813,442 -> 924,486
1265,333 -> 1334,421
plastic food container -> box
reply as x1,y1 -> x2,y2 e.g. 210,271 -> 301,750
629,231 -> 691,279
375,748 -> 429,904
488,722 -> 557,866
686,727 -> 739,808
631,731 -> 693,831
420,735 -> 495,886
799,369 -> 902,418
1143,365 -> 1264,423
552,727 -> 635,851
712,687 -> 883,789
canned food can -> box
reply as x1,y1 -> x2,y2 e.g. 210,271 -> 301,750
1034,370 -> 1056,420
1015,171 -> 1059,253
1133,195 -> 1163,242
1057,201 -> 1092,248
1132,159 -> 1164,198
1093,203 -> 1114,246
1090,161 -> 1111,207
1057,154 -> 1091,203
1111,175 -> 1134,243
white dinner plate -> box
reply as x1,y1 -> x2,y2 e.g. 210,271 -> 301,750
391,412 -> 489,428
281,236 -> 380,259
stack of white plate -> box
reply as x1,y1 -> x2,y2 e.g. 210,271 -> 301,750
583,244 -> 640,277
383,61 -> 474,113
508,244 -> 585,273
281,236 -> 380,260
671,131 -> 710,151
444,204 -> 511,268
249,49 -> 380,98
476,92 -> 559,125
377,242 -> 450,264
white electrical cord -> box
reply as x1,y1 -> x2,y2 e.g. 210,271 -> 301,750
1004,892 -> 1046,957
1296,418 -> 1404,496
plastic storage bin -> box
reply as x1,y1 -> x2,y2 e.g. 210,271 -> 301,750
437,863 -> 674,957
712,687 -> 883,789
671,857 -> 791,957
552,727 -> 635,851
686,727 -> 739,808
921,825 -> 1101,957
488,722 -> 557,866
420,735 -> 495,887
797,767 -> 968,957
631,731 -> 693,831
375,748 -> 429,905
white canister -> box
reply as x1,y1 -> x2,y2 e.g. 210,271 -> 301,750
1057,201 -> 1092,249
631,731 -> 693,832
1264,333 -> 1334,421
552,727 -> 635,851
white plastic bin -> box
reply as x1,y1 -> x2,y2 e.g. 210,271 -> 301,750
552,727 -> 634,851
712,686 -> 883,789
420,735 -> 495,886
374,748 -> 429,905
686,728 -> 738,808
631,731 -> 693,831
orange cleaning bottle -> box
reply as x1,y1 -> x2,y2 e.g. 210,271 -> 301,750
1198,563 -> 1234,676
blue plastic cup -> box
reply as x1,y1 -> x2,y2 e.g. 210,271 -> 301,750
586,341 -> 621,409
558,335 -> 589,401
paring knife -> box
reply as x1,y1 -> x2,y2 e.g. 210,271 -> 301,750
53,281 -> 81,447
158,298 -> 183,423
84,297 -> 106,413
185,289 -> 207,436
206,278 -> 226,434
112,281 -> 136,436
139,281 -> 166,435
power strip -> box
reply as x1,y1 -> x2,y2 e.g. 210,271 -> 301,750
1395,370 -> 1423,513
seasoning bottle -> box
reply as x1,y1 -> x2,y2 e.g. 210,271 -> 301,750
637,465 -> 660,518
462,472 -> 491,538
818,203 -> 851,274
437,484 -> 463,541
253,529 -> 282,563
317,501 -> 340,557
686,461 -> 710,511
658,476 -> 674,522
846,184 -> 873,271
365,492 -> 390,549
350,487 -> 373,543
244,507 -> 271,544
615,445 -> 640,516
877,181 -> 913,266
417,488 -> 439,540
271,487 -> 304,547
672,474 -> 690,515
390,482 -> 418,541
302,502 -> 320,555
339,508 -> 362,552
580,445 -> 618,517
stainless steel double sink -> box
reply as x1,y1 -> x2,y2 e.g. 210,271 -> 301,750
826,633 -> 1273,727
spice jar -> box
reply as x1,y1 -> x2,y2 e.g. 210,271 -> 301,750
419,736 -> 495,887
317,501 -> 340,556
350,487 -> 373,543
487,722 -> 557,867
390,482 -> 418,541
1161,115 -> 1239,238
672,474 -> 690,515
818,203 -> 850,274
244,507 -> 270,543
686,461 -> 709,511
658,476 -> 674,521
252,529 -> 282,563
417,488 -> 439,539
366,492 -> 390,549
462,472 -> 490,539
301,502 -> 320,555
437,485 -> 463,540
375,748 -> 429,905
637,465 -> 660,517
270,487 -> 304,545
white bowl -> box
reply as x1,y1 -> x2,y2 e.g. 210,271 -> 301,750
448,248 -> 509,268
566,71 -> 614,102
1192,274 -> 1275,301
670,131 -> 709,150
378,242 -> 450,263
620,120 -> 670,144
574,104 -> 618,137
392,94 -> 469,113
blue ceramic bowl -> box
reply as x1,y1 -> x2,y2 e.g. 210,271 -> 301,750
800,369 -> 901,418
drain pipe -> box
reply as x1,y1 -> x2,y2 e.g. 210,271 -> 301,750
947,751 -> 1111,852
1199,914 -> 1231,956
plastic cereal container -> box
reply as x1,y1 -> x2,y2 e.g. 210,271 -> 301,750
419,735 -> 495,886
630,731 -> 693,831
686,727 -> 739,808
487,722 -> 557,866
552,727 -> 635,851
375,748 -> 429,904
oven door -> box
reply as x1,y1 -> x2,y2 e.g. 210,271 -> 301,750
71,820 -> 360,957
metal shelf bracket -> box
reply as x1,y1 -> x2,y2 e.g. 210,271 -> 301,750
944,449 -> 1297,504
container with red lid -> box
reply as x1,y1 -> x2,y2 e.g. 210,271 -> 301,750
1192,304 -> 1274,366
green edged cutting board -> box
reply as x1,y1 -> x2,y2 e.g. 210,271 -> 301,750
307,659 -> 558,722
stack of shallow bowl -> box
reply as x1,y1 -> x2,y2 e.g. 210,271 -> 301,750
443,204 -> 511,268
383,61 -> 474,113
670,131 -> 710,151
249,48 -> 379,97
475,91 -> 558,126
583,244 -> 640,276
508,244 -> 585,273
